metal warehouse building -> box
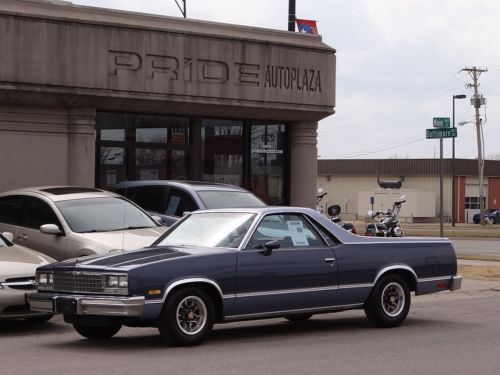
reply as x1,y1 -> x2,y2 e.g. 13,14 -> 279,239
317,159 -> 500,223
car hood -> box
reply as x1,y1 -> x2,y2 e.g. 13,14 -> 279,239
0,244 -> 54,280
50,246 -> 231,270
78,227 -> 167,251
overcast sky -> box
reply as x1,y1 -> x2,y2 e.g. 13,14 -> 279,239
72,0 -> 500,160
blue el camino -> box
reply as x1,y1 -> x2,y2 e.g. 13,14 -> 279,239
28,207 -> 462,346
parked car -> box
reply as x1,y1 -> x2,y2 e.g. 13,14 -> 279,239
473,208 -> 500,224
28,206 -> 461,346
114,180 -> 266,226
1,232 -> 54,322
0,187 -> 167,260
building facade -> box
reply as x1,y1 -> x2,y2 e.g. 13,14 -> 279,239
0,0 -> 336,208
317,159 -> 500,223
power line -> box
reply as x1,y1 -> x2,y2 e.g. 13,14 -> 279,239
333,136 -> 425,159
319,74 -> 462,135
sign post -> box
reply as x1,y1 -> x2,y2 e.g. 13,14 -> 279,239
426,118 -> 454,237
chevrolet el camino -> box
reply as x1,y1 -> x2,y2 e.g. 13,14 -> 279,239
28,207 -> 462,346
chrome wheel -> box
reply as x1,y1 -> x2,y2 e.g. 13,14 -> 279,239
176,296 -> 207,336
381,282 -> 405,317
364,275 -> 411,328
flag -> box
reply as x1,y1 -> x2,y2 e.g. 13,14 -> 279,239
295,19 -> 318,35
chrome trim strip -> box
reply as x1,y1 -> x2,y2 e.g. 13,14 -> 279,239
225,303 -> 364,321
144,292 -> 235,305
346,239 -> 452,245
338,283 -> 373,289
417,276 -> 454,283
236,285 -> 338,298
162,277 -> 224,302
373,265 -> 418,285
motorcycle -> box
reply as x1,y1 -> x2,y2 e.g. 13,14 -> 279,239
327,204 -> 357,234
317,191 -> 356,233
364,196 -> 406,237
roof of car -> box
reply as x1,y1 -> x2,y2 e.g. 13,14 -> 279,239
115,180 -> 250,192
0,186 -> 119,202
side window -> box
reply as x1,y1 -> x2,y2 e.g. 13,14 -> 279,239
133,186 -> 168,213
115,186 -> 138,200
0,195 -> 24,225
314,223 -> 340,247
246,213 -> 324,249
22,197 -> 61,230
165,188 -> 198,217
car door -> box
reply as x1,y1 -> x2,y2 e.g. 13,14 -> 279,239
17,196 -> 67,260
233,213 -> 338,317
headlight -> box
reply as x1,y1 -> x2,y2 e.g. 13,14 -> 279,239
104,274 -> 128,294
36,272 -> 54,290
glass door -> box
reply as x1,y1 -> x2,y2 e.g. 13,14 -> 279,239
249,124 -> 287,205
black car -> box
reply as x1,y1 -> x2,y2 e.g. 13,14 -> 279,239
28,207 -> 461,346
115,180 -> 266,226
472,208 -> 500,224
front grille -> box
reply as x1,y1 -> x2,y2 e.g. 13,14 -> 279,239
53,271 -> 105,293
4,276 -> 36,290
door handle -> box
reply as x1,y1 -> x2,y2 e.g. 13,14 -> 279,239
18,233 -> 28,241
324,257 -> 336,263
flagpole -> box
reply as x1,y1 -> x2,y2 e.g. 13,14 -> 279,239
288,0 -> 296,31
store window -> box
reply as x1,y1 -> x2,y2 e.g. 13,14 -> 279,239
95,112 -> 289,205
96,112 -> 190,190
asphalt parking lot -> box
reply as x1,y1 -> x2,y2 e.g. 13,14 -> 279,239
1,277 -> 499,375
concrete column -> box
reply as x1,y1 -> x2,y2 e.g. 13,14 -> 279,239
67,108 -> 96,187
289,121 -> 318,208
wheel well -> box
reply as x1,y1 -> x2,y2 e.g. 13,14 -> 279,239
378,269 -> 417,292
166,282 -> 224,322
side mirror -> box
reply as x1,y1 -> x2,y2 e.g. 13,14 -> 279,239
259,240 -> 280,255
40,224 -> 62,236
1,232 -> 14,242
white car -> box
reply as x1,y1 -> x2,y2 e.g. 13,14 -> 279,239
0,232 -> 54,321
0,187 -> 168,260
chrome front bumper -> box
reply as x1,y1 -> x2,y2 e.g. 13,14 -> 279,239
27,292 -> 145,317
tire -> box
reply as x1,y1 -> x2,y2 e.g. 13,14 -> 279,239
285,314 -> 313,322
364,275 -> 411,328
158,287 -> 214,346
73,323 -> 122,339
25,314 -> 53,324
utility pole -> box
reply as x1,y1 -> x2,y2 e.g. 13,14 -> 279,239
461,66 -> 488,225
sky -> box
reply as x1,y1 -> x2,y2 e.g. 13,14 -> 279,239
71,0 -> 500,160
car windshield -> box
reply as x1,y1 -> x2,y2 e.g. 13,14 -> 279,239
197,191 -> 265,209
56,197 -> 157,233
156,212 -> 256,248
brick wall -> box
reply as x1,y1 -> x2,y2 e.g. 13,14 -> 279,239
488,177 -> 500,208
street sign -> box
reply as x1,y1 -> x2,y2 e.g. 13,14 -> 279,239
426,128 -> 457,139
433,117 -> 451,128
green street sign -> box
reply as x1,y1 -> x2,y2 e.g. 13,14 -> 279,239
433,117 -> 451,128
426,128 -> 457,139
